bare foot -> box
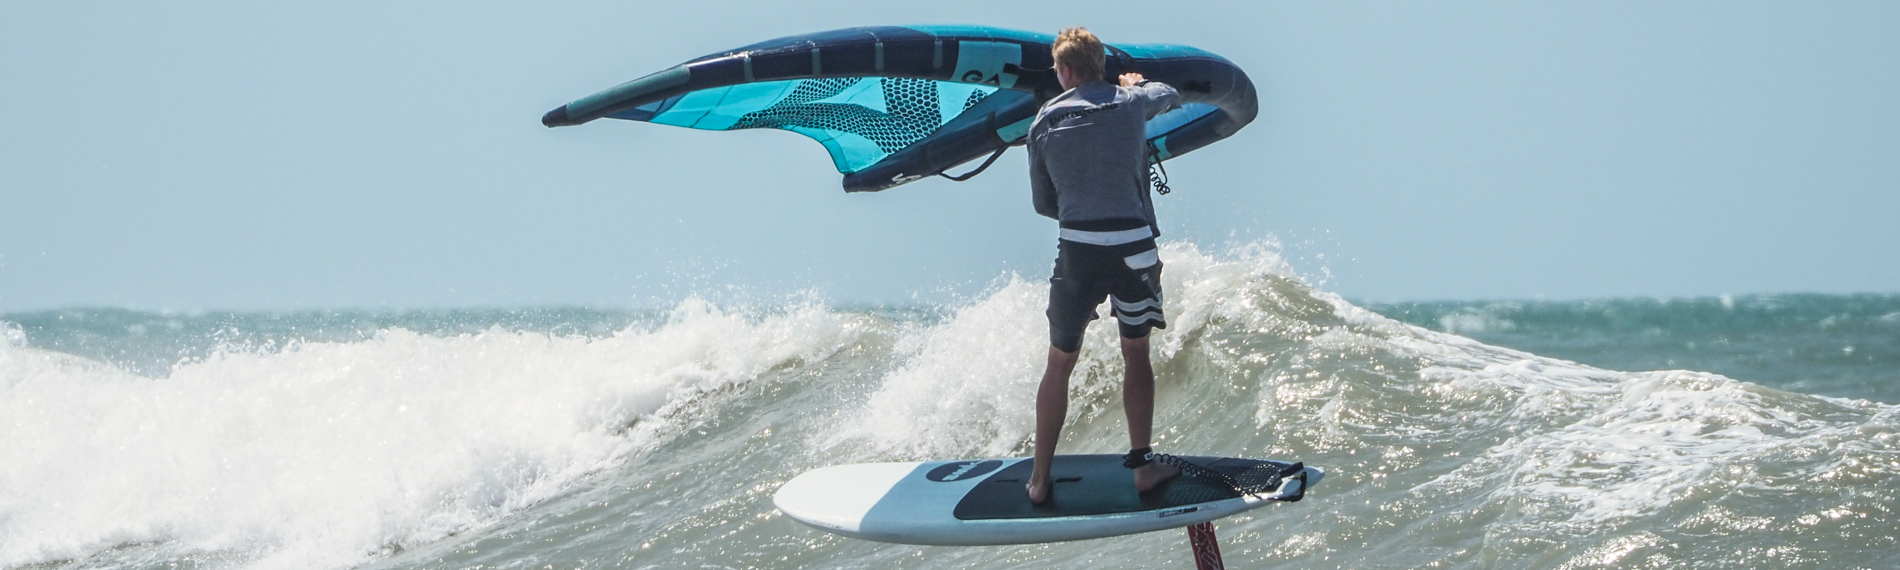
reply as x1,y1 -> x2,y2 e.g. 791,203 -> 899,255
1133,461 -> 1181,493
1026,474 -> 1051,504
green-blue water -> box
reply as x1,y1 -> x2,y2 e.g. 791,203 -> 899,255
1370,294 -> 1900,405
3,245 -> 1896,569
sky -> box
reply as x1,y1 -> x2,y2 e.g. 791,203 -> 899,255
3,1 -> 1896,312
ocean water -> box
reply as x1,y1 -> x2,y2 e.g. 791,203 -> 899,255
2,243 -> 1895,569
1370,295 -> 1900,406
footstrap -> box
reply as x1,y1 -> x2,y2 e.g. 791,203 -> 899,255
1151,454 -> 1305,496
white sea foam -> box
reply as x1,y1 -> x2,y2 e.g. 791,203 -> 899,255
838,275 -> 1052,458
1437,310 -> 1519,335
0,298 -> 864,569
1,321 -> 23,348
1492,370 -> 1804,526
1400,322 -> 1883,535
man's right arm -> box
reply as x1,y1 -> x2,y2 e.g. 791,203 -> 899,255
1029,135 -> 1059,219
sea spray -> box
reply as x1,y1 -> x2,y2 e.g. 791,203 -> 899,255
839,242 -> 1305,460
0,298 -> 871,569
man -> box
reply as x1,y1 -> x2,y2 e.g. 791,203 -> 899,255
1025,27 -> 1183,504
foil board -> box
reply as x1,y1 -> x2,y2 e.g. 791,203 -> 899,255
773,454 -> 1321,545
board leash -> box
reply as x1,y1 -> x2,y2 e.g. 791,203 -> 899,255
1146,140 -> 1172,195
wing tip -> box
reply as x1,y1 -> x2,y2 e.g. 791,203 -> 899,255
541,106 -> 574,128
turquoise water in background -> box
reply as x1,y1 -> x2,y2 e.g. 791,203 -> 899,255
1369,294 -> 1900,405
3,244 -> 1896,569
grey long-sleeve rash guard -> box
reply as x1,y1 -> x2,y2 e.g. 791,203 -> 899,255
1028,80 -> 1182,234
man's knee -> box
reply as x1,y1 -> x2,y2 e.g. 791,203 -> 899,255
1119,333 -> 1151,359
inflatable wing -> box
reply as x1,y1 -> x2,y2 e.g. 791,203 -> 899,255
542,26 -> 1257,192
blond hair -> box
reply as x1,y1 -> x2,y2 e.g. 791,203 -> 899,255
1052,27 -> 1106,82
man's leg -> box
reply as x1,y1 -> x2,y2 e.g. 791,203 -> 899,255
1027,345 -> 1080,504
1121,334 -> 1179,491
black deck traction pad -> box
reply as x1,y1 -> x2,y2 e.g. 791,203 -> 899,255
952,454 -> 1300,521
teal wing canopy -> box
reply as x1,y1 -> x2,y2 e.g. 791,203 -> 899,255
617,77 -> 1001,174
